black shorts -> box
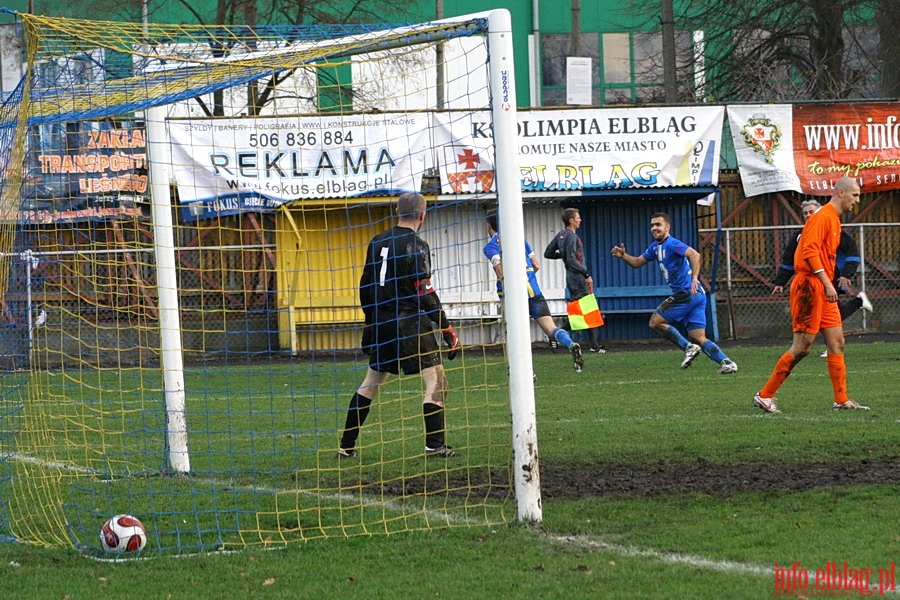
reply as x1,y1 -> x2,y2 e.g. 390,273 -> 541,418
368,313 -> 441,375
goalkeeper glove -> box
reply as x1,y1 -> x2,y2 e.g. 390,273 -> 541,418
442,326 -> 460,360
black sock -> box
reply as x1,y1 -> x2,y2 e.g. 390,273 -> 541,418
422,403 -> 445,449
839,297 -> 863,321
339,393 -> 372,450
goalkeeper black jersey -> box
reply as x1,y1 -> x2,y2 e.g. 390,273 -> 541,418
359,225 -> 447,328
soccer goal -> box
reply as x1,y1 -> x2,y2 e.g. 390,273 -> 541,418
0,9 -> 539,553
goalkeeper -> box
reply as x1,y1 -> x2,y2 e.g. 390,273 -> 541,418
483,213 -> 584,373
337,192 -> 460,459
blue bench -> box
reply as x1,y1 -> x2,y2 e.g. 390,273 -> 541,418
595,285 -> 671,315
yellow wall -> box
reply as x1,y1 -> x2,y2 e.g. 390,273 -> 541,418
276,202 -> 391,352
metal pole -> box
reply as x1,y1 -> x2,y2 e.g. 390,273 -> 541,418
531,0 -> 542,106
435,0 -> 445,108
661,0 -> 677,103
569,0 -> 581,57
23,251 -> 34,361
858,224 -> 866,330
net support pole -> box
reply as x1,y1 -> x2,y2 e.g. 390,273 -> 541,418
146,105 -> 190,474
486,9 -> 542,523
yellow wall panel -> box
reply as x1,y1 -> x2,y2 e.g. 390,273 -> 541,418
276,202 -> 391,351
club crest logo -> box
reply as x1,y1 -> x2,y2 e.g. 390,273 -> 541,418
740,114 -> 782,164
443,146 -> 495,193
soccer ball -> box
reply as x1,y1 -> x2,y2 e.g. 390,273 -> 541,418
100,514 -> 147,553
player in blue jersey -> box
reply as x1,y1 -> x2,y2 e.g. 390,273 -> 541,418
483,213 -> 584,373
610,212 -> 738,374
337,192 -> 460,460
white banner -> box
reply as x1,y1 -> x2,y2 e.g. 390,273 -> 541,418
169,107 -> 726,220
726,104 -> 802,196
169,113 -> 430,220
436,106 -> 725,194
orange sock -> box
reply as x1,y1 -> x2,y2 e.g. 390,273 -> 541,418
760,351 -> 801,398
826,354 -> 849,404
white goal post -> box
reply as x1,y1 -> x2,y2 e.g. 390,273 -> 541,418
481,11 -> 543,523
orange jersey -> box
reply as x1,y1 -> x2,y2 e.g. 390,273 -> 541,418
796,203 -> 841,279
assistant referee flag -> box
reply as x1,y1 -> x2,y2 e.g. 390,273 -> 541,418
567,294 -> 604,330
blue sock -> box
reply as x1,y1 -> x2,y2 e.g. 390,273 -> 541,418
553,327 -> 574,350
660,326 -> 689,350
701,340 -> 728,364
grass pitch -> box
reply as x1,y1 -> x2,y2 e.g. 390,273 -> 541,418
0,339 -> 896,599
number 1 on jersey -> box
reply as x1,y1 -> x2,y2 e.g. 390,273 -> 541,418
378,246 -> 389,286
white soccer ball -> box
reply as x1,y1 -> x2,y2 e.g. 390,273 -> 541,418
100,514 -> 147,553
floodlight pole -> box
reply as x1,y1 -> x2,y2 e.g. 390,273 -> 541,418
486,9 -> 543,523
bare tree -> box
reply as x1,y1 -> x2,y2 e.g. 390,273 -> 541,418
52,0 -> 423,116
168,0 -> 420,116
620,0 -> 892,102
876,0 -> 900,97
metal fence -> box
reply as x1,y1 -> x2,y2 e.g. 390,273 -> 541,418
702,223 -> 900,339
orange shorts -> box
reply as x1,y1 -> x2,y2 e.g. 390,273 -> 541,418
790,274 -> 842,334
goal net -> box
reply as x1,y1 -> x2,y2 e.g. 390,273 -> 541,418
0,10 -> 536,553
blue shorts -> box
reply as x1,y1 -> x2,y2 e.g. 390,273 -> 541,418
655,290 -> 707,331
528,295 -> 552,320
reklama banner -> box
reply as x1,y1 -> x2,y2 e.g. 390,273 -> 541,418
169,113 -> 431,220
727,102 -> 900,197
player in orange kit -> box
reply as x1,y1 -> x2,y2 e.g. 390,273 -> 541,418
754,177 -> 869,414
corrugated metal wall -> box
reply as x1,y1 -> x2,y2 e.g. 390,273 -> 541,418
276,195 -> 707,351
427,201 -> 573,346
275,203 -> 391,351
426,198 -> 708,344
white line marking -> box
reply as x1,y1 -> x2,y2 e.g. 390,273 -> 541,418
550,533 -> 767,575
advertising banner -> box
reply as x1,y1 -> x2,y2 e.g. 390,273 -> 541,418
728,102 -> 900,196
435,106 -> 724,194
169,106 -> 725,220
169,113 -> 430,221
15,123 -> 147,224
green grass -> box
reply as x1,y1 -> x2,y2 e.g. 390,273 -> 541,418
0,340 -> 897,599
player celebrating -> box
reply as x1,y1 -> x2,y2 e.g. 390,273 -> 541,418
483,213 -> 584,373
337,192 -> 460,459
610,212 -> 737,374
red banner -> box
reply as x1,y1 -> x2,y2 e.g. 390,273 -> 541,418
793,103 -> 900,195
729,102 -> 900,196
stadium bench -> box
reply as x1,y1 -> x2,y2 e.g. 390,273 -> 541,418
594,285 -> 671,315
441,291 -> 502,322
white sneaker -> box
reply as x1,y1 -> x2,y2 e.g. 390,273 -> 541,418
753,393 -> 781,414
717,359 -> 738,374
681,344 -> 701,369
857,291 -> 873,312
820,350 -> 828,358
832,400 -> 870,411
